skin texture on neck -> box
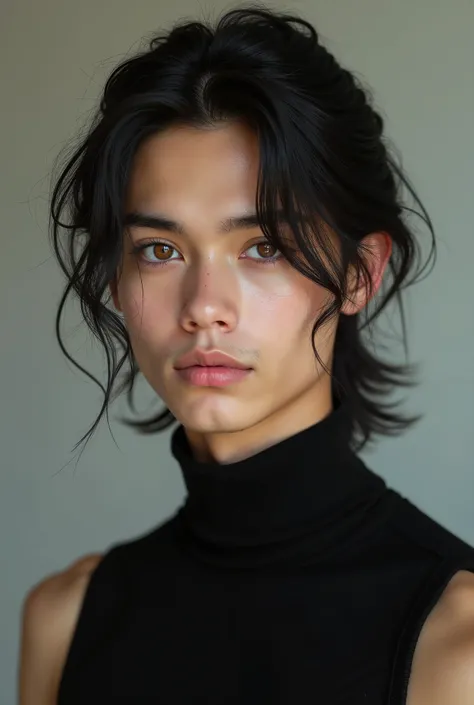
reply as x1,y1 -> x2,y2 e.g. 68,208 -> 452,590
111,121 -> 391,466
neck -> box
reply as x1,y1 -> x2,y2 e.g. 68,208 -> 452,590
184,378 -> 334,465
171,396 -> 388,569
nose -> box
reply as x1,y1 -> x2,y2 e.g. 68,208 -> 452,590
178,261 -> 239,334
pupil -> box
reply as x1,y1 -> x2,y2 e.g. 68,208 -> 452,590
154,244 -> 171,259
258,243 -> 274,257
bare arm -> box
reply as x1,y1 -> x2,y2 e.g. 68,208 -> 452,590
406,569 -> 474,705
18,554 -> 102,705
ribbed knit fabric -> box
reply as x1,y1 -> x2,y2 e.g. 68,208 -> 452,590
58,402 -> 474,704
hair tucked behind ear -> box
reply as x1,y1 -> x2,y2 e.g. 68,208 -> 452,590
49,3 -> 436,458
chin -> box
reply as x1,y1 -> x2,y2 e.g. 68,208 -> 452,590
169,395 -> 260,434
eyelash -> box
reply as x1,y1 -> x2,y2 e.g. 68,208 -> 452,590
129,239 -> 283,268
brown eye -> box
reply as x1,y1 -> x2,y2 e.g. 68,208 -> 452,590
151,243 -> 174,260
256,242 -> 278,258
245,240 -> 282,263
132,241 -> 180,265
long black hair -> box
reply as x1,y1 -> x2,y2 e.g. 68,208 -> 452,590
49,4 -> 436,457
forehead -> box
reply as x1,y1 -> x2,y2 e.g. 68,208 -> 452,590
125,122 -> 261,216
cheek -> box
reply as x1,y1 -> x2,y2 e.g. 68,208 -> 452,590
249,283 -> 328,350
117,277 -> 174,349
117,264 -> 331,364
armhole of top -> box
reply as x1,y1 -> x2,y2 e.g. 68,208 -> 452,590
385,556 -> 474,705
56,545 -> 122,702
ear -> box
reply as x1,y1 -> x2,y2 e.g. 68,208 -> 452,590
341,232 -> 392,316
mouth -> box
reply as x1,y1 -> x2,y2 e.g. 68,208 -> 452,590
175,365 -> 252,388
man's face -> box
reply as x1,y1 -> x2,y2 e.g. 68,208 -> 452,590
113,122 -> 338,435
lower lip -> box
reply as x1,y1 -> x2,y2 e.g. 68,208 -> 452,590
175,366 -> 251,387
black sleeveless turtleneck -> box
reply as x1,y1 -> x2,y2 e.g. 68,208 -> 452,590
58,402 -> 474,704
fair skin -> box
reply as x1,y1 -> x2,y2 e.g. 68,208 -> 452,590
18,122 -> 474,704
112,121 -> 388,463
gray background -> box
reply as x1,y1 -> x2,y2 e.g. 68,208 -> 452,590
1,0 -> 473,702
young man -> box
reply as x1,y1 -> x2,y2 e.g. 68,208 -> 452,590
19,7 -> 474,704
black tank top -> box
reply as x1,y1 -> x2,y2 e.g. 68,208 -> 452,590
57,402 -> 474,704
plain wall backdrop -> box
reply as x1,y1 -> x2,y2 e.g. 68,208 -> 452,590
1,0 -> 473,701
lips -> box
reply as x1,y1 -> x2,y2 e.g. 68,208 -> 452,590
175,365 -> 251,387
174,349 -> 251,371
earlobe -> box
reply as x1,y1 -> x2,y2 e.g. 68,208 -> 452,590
341,232 -> 392,316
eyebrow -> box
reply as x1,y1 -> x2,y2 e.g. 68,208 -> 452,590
122,209 -> 293,236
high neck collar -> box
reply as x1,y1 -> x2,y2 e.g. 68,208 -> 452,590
170,401 -> 388,568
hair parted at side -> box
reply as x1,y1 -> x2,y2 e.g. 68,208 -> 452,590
49,3 -> 436,457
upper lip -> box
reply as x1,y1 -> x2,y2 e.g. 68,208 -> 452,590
174,349 -> 251,370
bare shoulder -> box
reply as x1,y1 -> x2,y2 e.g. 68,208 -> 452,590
407,569 -> 474,705
18,553 -> 103,705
